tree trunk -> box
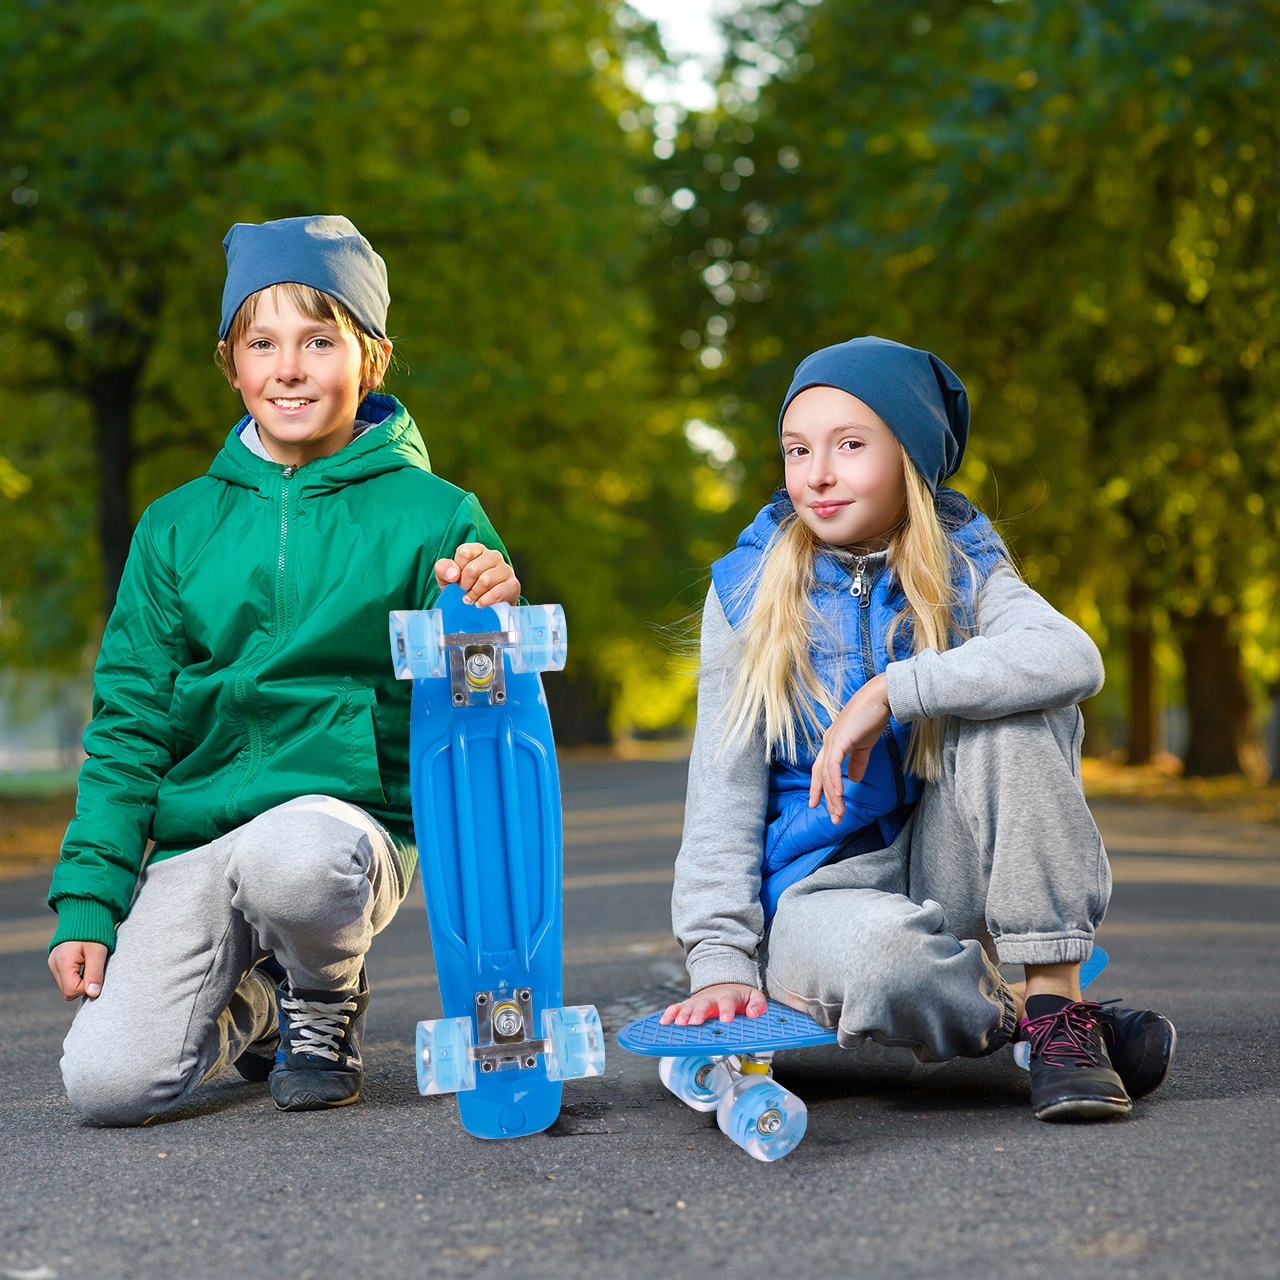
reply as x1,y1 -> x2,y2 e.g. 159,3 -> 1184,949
1127,581 -> 1156,765
90,366 -> 142,615
1180,611 -> 1248,777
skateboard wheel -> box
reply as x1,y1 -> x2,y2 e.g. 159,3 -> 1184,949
505,603 -> 567,674
659,1055 -> 732,1113
416,1017 -> 476,1095
716,1076 -> 807,1162
541,1005 -> 606,1081
389,609 -> 446,680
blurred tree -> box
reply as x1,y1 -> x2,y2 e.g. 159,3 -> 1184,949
0,0 -> 704,740
642,0 -> 1280,774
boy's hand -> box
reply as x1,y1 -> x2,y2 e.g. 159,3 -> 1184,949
48,940 -> 109,1001
434,543 -> 521,608
660,983 -> 768,1026
808,672 -> 893,824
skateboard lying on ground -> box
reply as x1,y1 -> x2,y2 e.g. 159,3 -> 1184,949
390,584 -> 605,1139
618,947 -> 1109,1161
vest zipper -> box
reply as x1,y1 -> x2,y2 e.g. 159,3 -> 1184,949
225,468 -> 295,823
856,563 -> 907,809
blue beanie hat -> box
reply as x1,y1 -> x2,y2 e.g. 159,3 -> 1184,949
219,215 -> 390,340
778,335 -> 969,492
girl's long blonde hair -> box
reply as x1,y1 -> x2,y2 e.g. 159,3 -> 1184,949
720,443 -> 968,782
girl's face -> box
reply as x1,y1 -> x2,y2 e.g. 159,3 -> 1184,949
219,290 -> 376,466
781,385 -> 907,549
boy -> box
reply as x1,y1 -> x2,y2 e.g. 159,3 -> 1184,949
47,215 -> 521,1123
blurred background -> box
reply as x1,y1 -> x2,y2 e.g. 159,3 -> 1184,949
0,0 -> 1277,852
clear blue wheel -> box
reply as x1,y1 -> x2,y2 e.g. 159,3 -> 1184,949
716,1075 -> 808,1162
659,1055 -> 732,1112
416,1017 -> 476,1095
542,1004 -> 605,1081
506,603 -> 567,674
390,609 -> 446,680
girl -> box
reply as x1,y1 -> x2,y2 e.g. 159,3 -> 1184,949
664,336 -> 1176,1121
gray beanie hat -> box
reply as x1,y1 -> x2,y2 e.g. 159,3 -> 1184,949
219,215 -> 390,340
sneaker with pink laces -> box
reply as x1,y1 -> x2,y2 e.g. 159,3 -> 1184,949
1023,998 -> 1132,1122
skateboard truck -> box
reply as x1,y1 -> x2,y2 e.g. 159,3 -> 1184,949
472,989 -> 546,1073
390,602 -> 567,707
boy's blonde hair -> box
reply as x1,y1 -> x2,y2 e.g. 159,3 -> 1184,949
217,281 -> 391,395
721,442 -> 969,782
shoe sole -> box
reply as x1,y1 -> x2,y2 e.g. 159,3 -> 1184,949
1138,1020 -> 1177,1099
273,1091 -> 361,1112
1034,1096 -> 1132,1122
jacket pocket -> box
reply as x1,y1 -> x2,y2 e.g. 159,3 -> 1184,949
345,684 -> 387,806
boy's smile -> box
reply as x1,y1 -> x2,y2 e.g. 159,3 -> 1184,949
218,290 -> 391,467
781,385 -> 908,550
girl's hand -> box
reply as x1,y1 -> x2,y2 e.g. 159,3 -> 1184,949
434,543 -> 521,608
808,672 -> 892,824
48,940 -> 109,1000
659,983 -> 768,1026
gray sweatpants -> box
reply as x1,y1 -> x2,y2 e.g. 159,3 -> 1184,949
60,795 -> 412,1126
762,707 -> 1110,1062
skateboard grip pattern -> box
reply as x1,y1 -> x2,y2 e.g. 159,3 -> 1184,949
617,1000 -> 838,1056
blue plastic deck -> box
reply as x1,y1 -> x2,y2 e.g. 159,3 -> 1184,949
618,948 -> 1110,1059
407,585 -> 563,1138
617,1000 -> 837,1056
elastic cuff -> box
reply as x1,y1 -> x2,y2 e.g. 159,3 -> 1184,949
885,659 -> 927,723
993,931 -> 1095,967
685,945 -> 761,994
49,897 -> 118,954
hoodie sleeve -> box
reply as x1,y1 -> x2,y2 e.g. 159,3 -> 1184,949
884,562 -> 1105,723
48,508 -> 192,951
670,583 -> 770,992
425,492 -> 521,607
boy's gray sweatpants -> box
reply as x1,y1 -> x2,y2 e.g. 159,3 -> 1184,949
761,706 -> 1110,1062
60,795 -> 412,1126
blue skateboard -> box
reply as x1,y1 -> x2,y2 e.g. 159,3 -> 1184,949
618,947 -> 1109,1161
390,584 -> 604,1139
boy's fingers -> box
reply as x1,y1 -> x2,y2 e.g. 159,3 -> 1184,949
458,550 -> 501,593
745,989 -> 768,1018
433,558 -> 461,585
451,542 -> 485,568
716,994 -> 738,1023
82,944 -> 107,998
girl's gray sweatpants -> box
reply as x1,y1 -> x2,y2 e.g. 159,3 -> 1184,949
762,706 -> 1109,1062
59,795 -> 412,1126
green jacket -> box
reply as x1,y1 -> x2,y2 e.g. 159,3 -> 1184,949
49,394 -> 508,952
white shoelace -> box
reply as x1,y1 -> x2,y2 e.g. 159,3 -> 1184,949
281,994 -> 359,1062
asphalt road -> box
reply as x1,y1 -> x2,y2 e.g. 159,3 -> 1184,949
1,759 -> 1277,1280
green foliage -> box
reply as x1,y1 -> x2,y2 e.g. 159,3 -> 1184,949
0,0 -> 705,694
643,0 -> 1280,714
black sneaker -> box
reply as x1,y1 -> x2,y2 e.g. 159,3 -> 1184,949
1099,1006 -> 1177,1099
1022,1000 -> 1132,1122
269,967 -> 369,1111
233,956 -> 286,1084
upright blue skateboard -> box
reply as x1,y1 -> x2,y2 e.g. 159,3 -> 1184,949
618,948 -> 1109,1161
390,585 -> 604,1139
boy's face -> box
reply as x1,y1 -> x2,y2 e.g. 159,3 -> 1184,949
782,385 -> 908,550
219,290 -> 371,467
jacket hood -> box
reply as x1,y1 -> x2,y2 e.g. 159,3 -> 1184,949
207,393 -> 432,494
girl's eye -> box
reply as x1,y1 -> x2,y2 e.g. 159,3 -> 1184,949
309,337 -> 333,350
784,445 -> 808,459
248,340 -> 272,350
839,438 -> 863,451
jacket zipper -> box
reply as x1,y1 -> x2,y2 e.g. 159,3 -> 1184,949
855,562 -> 907,810
225,466 -> 296,822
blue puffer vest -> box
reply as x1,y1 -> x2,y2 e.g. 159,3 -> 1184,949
710,488 -> 1008,922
